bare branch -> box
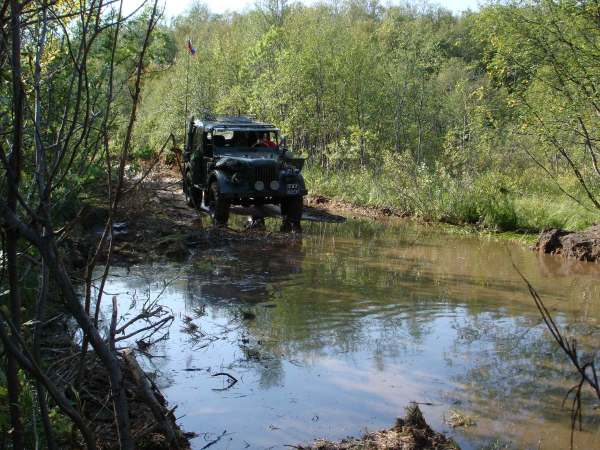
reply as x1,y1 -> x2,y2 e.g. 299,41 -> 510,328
512,262 -> 600,449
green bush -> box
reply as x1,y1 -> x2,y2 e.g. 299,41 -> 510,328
303,161 -> 598,233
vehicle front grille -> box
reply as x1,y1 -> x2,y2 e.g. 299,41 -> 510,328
254,166 -> 277,185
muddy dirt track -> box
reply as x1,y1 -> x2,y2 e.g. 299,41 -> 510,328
76,169 -> 349,265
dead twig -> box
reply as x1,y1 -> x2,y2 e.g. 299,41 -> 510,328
200,430 -> 228,450
211,372 -> 238,391
512,262 -> 600,449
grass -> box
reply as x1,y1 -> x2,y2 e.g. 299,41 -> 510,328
303,163 -> 599,234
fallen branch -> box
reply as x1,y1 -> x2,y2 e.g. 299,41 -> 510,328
115,315 -> 174,343
211,372 -> 238,391
200,430 -> 228,450
121,348 -> 180,448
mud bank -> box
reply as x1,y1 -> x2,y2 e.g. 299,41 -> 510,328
534,225 -> 600,262
298,404 -> 459,450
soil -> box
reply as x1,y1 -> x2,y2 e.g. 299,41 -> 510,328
533,225 -> 600,262
297,403 -> 459,450
306,194 -> 408,220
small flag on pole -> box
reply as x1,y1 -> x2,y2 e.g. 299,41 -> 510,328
186,38 -> 196,56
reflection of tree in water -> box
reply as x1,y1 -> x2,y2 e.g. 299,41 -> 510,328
182,226 -> 600,444
179,226 -> 543,380
185,220 -> 600,370
180,232 -> 454,377
447,312 -> 600,445
111,223 -> 600,394
181,239 -> 305,388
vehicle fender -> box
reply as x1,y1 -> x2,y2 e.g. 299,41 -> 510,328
208,170 -> 236,195
282,172 -> 307,194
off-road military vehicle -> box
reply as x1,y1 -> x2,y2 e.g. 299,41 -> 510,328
182,116 -> 307,230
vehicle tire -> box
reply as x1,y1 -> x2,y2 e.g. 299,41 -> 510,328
184,170 -> 200,208
207,181 -> 230,226
280,196 -> 303,232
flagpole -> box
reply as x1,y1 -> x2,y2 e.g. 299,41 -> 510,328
184,37 -> 191,135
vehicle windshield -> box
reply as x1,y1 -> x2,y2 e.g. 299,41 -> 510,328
208,130 -> 279,151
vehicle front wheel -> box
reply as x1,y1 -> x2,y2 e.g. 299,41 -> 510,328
280,196 -> 303,232
207,181 -> 230,226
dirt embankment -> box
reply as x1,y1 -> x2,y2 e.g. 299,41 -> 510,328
298,403 -> 459,450
534,225 -> 600,262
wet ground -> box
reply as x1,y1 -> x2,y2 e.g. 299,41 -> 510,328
97,217 -> 600,450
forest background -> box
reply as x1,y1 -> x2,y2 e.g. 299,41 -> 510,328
132,0 -> 600,232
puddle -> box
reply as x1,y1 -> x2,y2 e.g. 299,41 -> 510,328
95,219 -> 600,449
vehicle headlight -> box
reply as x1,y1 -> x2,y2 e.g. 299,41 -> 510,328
254,181 -> 264,191
270,180 -> 280,190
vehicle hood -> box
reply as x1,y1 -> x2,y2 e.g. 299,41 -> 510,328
215,153 -> 280,169
216,151 -> 278,160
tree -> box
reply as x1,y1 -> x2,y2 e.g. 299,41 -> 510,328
0,1 -> 170,449
478,0 -> 600,211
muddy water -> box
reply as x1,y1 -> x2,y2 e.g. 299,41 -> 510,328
100,219 -> 600,449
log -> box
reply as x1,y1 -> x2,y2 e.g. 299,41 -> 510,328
121,348 -> 179,448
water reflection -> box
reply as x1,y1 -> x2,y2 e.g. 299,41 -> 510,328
183,239 -> 304,306
100,219 -> 600,450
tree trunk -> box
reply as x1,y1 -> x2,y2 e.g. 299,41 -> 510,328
7,1 -> 25,448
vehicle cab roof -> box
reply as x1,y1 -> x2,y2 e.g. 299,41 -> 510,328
192,116 -> 279,132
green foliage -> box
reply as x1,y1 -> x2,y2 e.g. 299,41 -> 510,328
133,0 -> 600,232
133,145 -> 157,161
48,406 -> 76,443
475,0 -> 600,211
0,378 -> 10,433
0,371 -> 69,448
305,161 -> 598,232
